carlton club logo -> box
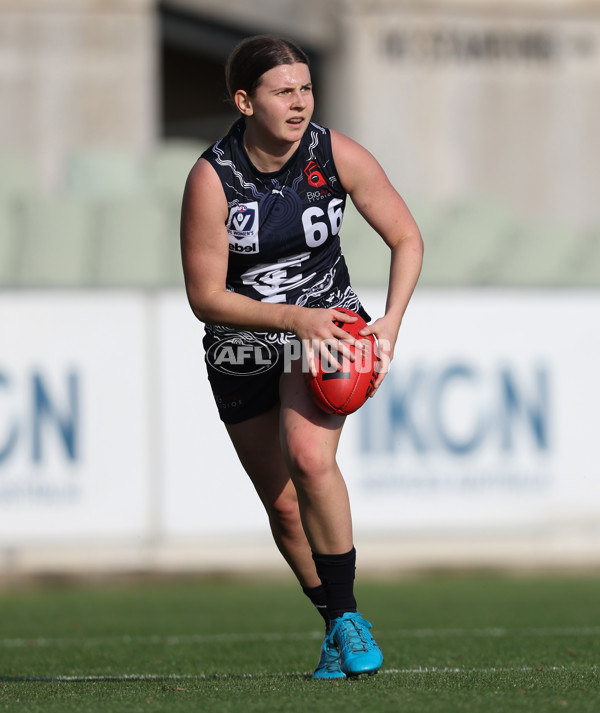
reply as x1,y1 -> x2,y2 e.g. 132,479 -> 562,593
206,337 -> 280,376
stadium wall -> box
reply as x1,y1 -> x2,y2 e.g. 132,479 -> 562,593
1,288 -> 599,577
0,0 -> 158,189
324,2 -> 600,230
3,1 -> 600,229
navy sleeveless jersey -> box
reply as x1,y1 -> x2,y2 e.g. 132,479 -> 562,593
201,118 -> 368,350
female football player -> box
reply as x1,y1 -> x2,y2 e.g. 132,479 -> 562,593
181,35 -> 423,678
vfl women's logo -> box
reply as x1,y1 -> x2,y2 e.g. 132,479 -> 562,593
227,202 -> 260,253
207,337 -> 280,376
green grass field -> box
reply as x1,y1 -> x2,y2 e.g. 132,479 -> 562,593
0,572 -> 599,712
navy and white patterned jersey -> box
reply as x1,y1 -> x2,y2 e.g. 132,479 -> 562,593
201,118 -> 368,346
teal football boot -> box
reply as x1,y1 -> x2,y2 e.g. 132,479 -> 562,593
328,612 -> 383,676
312,629 -> 346,679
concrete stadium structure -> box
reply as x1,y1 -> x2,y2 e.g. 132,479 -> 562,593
2,1 -> 599,217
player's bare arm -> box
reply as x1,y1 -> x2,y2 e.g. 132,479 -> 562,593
331,130 -> 424,391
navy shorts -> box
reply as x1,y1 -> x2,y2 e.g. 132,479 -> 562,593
203,333 -> 294,424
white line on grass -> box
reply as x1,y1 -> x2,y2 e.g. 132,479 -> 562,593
3,626 -> 600,649
1,665 -> 596,684
0,631 -> 324,648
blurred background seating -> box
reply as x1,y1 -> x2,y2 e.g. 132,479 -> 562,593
0,143 -> 598,290
93,193 -> 180,287
17,193 -> 96,287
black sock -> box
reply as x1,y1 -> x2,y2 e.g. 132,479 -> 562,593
312,547 -> 357,621
302,584 -> 330,627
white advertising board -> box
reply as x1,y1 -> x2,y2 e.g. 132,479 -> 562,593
0,292 -> 150,542
340,289 -> 600,534
2,289 -> 599,556
160,289 -> 600,540
157,294 -> 267,538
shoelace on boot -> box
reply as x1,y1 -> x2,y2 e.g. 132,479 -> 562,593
327,613 -> 374,653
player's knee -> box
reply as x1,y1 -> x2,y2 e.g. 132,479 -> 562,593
267,492 -> 302,536
286,440 -> 334,484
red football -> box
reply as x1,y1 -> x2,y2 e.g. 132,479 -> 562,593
306,307 -> 377,415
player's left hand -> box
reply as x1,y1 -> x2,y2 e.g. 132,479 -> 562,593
358,316 -> 399,396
